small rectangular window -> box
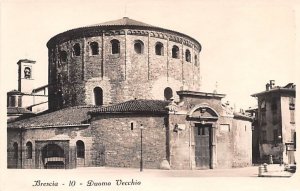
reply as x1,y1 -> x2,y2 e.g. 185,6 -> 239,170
131,122 -> 134,131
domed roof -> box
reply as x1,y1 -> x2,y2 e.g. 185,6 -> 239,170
88,17 -> 154,27
47,17 -> 201,50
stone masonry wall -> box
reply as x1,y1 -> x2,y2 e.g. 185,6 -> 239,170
215,117 -> 234,168
232,118 -> 252,167
168,114 -> 192,169
48,29 -> 201,109
90,114 -> 167,169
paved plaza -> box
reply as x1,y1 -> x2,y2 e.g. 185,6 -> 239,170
73,165 -> 294,177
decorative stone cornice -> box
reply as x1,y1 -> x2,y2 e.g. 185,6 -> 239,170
127,29 -> 149,36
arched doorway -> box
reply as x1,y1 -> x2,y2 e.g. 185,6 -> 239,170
187,105 -> 219,169
41,144 -> 65,169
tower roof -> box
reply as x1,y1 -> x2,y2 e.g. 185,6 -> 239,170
47,17 -> 201,51
88,17 -> 154,27
17,59 -> 36,65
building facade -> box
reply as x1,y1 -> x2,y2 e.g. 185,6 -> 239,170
251,80 -> 296,164
7,18 -> 252,170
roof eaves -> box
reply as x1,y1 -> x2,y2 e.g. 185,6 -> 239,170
233,113 -> 253,121
47,19 -> 201,51
89,110 -> 168,115
251,88 -> 296,97
17,59 -> 36,64
8,123 -> 90,129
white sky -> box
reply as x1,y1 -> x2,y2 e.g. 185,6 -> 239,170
1,0 -> 299,110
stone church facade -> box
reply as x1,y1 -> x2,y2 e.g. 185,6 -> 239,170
7,17 -> 252,170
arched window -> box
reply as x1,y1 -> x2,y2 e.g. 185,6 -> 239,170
172,45 -> 179,58
111,39 -> 120,54
134,40 -> 144,54
155,42 -> 164,56
24,67 -> 31,79
76,140 -> 85,158
185,49 -> 191,62
130,121 -> 136,131
73,43 -> 81,56
60,51 -> 67,62
26,141 -> 32,159
90,42 -> 99,55
94,87 -> 103,106
13,142 -> 18,159
194,55 -> 198,66
164,87 -> 173,100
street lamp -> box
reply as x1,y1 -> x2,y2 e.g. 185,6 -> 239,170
278,135 -> 283,166
140,124 -> 144,172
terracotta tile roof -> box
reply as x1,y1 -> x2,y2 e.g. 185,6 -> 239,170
89,17 -> 154,27
7,107 -> 34,115
233,112 -> 253,121
89,99 -> 170,115
47,17 -> 201,51
7,89 -> 24,95
7,106 -> 99,128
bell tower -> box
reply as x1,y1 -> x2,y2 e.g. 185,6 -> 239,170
17,59 -> 35,93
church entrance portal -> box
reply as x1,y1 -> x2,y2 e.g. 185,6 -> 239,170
194,123 -> 212,169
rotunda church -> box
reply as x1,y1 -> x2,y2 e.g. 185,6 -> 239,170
7,18 -> 252,170
47,17 -> 201,110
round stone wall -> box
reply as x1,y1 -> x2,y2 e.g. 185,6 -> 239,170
47,18 -> 202,110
